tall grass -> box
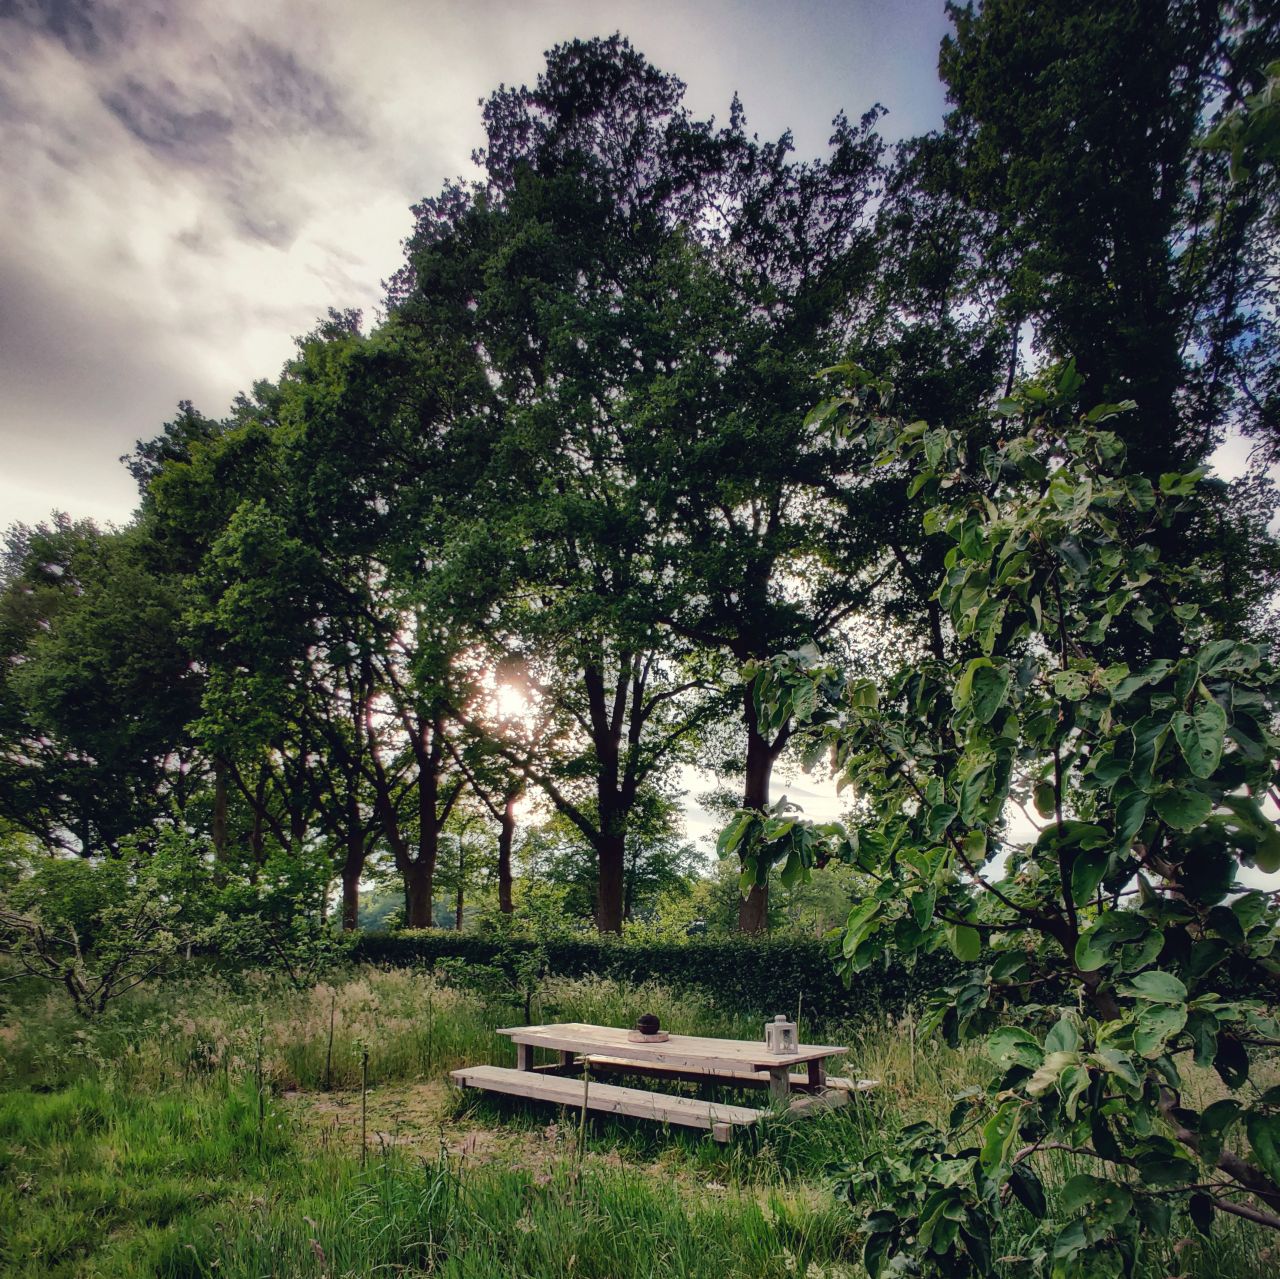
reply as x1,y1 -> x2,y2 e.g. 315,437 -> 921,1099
2,967 -> 1277,1278
0,967 -> 767,1094
0,1078 -> 857,1279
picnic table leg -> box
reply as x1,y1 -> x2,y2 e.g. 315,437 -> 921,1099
516,1042 -> 533,1072
807,1059 -> 827,1092
768,1068 -> 790,1102
559,1050 -> 575,1070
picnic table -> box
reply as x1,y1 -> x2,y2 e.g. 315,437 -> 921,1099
450,1021 -> 873,1143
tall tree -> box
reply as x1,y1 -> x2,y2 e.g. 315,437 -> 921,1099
392,35 -> 892,931
938,0 -> 1280,470
0,518 -> 199,857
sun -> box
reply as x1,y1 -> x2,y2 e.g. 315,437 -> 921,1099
494,680 -> 533,724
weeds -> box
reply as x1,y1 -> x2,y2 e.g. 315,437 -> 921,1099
1,967 -> 1276,1277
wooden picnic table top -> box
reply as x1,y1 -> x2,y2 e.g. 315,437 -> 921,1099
495,1021 -> 848,1073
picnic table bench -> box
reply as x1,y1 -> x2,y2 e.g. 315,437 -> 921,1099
450,1021 -> 875,1143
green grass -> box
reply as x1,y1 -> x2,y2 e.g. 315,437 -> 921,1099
1,967 -> 1277,1277
0,1077 -> 858,1279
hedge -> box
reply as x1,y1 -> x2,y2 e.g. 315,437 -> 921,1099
350,931 -> 965,1022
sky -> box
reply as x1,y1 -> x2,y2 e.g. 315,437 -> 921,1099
0,0 -> 954,531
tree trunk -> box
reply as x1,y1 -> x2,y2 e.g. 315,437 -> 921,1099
341,857 -> 362,932
404,860 -> 434,929
403,767 -> 439,928
596,830 -> 626,934
738,688 -> 776,935
497,790 -> 518,915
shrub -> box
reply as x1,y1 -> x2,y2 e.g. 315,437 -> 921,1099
351,930 -> 962,1022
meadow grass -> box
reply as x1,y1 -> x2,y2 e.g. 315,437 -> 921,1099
1,966 -> 1276,1277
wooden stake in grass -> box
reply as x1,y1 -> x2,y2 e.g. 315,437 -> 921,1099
360,1047 -> 369,1168
575,1054 -> 591,1179
254,1015 -> 265,1151
323,989 -> 337,1092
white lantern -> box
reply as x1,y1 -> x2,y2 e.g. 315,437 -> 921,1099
764,1014 -> 798,1055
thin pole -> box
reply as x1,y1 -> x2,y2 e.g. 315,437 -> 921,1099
576,1055 -> 591,1176
324,989 -> 337,1092
360,1048 -> 369,1167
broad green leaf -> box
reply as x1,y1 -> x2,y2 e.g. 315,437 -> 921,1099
926,803 -> 958,839
842,900 -> 882,957
987,1027 -> 1042,1071
803,398 -> 840,429
980,1099 -> 1021,1173
1201,1099 -> 1242,1135
1045,1016 -> 1080,1054
911,886 -> 936,929
1075,910 -> 1150,972
717,811 -> 754,859
1052,669 -> 1090,701
1120,970 -> 1187,1003
1060,1173 -> 1109,1214
970,661 -> 1011,724
1134,1004 -> 1187,1058
1114,784 -> 1148,845
1245,1113 -> 1280,1188
1033,780 -> 1056,817
1131,715 -> 1169,785
1197,639 -> 1260,677
778,850 -> 804,890
1060,1064 -> 1091,1119
1172,697 -> 1227,778
1009,1164 -> 1046,1217
1092,1049 -> 1142,1091
946,923 -> 981,962
1153,788 -> 1213,832
953,657 -> 992,711
1070,848 -> 1108,906
1112,660 -> 1171,702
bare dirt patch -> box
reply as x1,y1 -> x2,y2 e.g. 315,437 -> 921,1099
284,1081 -> 617,1175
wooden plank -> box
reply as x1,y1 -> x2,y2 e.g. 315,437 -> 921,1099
450,1064 -> 761,1136
582,1055 -> 809,1090
826,1076 -> 880,1094
496,1022 -> 847,1072
581,1056 -> 879,1096
787,1090 -> 850,1117
498,1021 -> 848,1065
767,1068 -> 790,1102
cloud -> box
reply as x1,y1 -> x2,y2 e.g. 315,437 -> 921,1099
0,0 -> 953,530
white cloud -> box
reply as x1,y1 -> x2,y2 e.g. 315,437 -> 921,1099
0,0 -> 950,529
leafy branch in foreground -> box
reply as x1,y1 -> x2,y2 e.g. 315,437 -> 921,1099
724,363 -> 1280,1275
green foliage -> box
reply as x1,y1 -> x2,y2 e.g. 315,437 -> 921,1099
213,844 -> 351,991
0,833 -> 218,1017
0,518 -> 198,857
0,1072 -> 857,1279
1201,60 -> 1280,183
5,967 -> 1278,1278
734,366 -> 1280,1270
353,928 -> 962,1023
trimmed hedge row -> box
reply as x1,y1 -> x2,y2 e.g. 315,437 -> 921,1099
351,931 -> 965,1022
